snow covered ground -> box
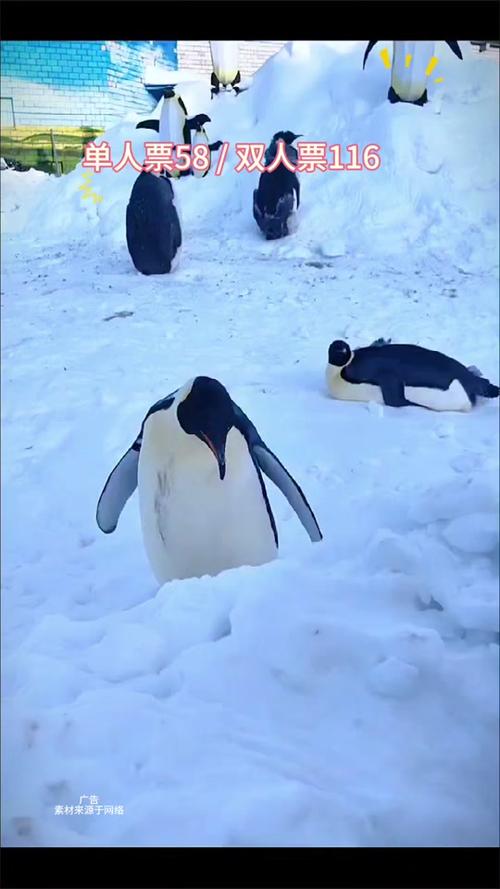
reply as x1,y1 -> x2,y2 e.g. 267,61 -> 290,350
1,41 -> 499,847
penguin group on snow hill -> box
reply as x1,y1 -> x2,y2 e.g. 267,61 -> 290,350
102,39 -> 500,589
97,376 -> 322,584
126,89 -> 223,275
253,131 -> 302,241
126,40 -> 467,275
326,338 -> 499,412
135,88 -> 223,180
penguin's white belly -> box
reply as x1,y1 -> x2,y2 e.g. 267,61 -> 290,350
326,367 -> 384,403
405,379 -> 472,412
392,41 -> 434,102
138,429 -> 277,584
210,42 -> 238,84
326,368 -> 472,411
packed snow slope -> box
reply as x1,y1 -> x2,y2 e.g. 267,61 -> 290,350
1,41 -> 499,847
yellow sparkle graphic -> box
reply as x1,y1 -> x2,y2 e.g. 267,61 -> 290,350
377,50 -> 445,87
380,48 -> 392,69
425,56 -> 439,77
80,172 -> 103,204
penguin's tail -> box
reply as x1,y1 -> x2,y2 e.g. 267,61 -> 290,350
464,369 -> 500,400
475,378 -> 500,399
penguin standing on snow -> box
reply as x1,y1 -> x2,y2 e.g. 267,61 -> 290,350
253,131 -> 302,241
126,168 -> 182,276
363,40 -> 463,105
363,41 -> 463,106
96,376 -> 322,584
326,339 -> 499,411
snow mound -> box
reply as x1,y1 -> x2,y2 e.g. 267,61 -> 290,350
4,41 -> 498,273
1,40 -> 498,849
1,167 -> 50,235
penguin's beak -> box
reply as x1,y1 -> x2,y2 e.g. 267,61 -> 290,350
201,433 -> 226,480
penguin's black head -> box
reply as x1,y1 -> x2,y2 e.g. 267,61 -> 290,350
272,130 -> 302,144
328,340 -> 352,367
189,113 -> 211,130
177,377 -> 234,480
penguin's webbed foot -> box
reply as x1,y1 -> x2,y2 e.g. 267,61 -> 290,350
388,86 -> 428,107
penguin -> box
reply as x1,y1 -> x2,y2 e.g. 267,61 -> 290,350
136,89 -> 221,178
326,340 -> 499,411
264,131 -> 302,167
191,125 -> 223,179
253,132 -> 302,241
96,376 -> 323,584
125,168 -> 182,276
363,41 -> 463,106
209,41 -> 242,97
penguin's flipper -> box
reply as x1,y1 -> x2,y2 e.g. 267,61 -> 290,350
253,189 -> 265,224
276,193 -> 294,219
136,119 -> 160,132
378,374 -> 412,408
232,404 -> 323,543
97,390 -> 179,533
293,178 -> 300,210
363,41 -> 379,69
96,437 -> 141,533
208,140 -> 223,152
446,41 -> 463,60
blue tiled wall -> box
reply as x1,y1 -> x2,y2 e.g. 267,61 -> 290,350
1,41 -> 178,128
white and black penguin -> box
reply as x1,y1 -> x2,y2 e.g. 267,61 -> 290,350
209,41 -> 242,97
136,89 -> 222,179
126,169 -> 182,276
326,339 -> 500,411
363,41 -> 463,106
253,131 -> 302,241
96,376 -> 322,584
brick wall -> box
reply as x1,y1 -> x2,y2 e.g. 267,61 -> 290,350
0,41 -> 177,128
0,40 -> 286,130
177,41 -> 288,78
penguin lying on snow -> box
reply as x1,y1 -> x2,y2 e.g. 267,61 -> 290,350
363,41 -> 463,106
326,340 -> 499,411
126,169 -> 181,276
253,131 -> 302,241
96,376 -> 322,584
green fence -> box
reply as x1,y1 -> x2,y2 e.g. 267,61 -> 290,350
0,126 -> 104,175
